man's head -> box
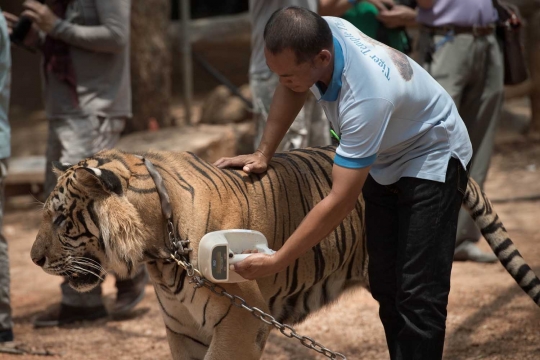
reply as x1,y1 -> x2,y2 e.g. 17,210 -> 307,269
264,6 -> 333,92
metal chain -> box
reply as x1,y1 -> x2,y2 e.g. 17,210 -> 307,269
170,254 -> 347,360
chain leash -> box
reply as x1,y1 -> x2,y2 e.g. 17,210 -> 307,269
170,254 -> 347,360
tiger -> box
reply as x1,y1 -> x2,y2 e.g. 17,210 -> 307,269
31,146 -> 540,360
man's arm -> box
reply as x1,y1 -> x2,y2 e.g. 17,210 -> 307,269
23,0 -> 130,53
257,83 -> 308,160
318,0 -> 353,16
50,0 -> 130,53
416,0 -> 434,9
233,164 -> 370,279
214,83 -> 307,173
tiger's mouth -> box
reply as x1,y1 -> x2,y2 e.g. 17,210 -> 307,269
63,255 -> 105,292
66,270 -> 103,292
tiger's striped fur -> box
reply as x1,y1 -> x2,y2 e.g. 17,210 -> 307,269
31,146 -> 539,360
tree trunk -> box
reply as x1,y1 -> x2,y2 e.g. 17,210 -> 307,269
128,0 -> 172,133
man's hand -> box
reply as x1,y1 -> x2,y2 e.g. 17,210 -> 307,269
377,5 -> 417,28
3,11 -> 41,48
231,253 -> 283,280
21,0 -> 59,34
365,0 -> 395,12
214,151 -> 269,174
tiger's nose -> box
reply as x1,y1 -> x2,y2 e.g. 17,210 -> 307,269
32,257 -> 46,267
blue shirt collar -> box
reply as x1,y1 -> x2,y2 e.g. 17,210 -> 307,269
315,36 -> 344,102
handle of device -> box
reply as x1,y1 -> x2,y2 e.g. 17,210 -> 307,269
229,253 -> 252,266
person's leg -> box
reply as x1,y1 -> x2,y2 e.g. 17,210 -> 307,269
250,72 -> 279,150
527,11 -> 540,136
393,158 -> 467,359
36,115 -> 130,326
419,31 -> 501,261
455,34 -> 504,259
363,175 -> 401,359
305,94 -> 331,147
89,116 -> 148,316
250,72 -> 327,151
36,117 -> 109,327
113,264 -> 148,316
0,160 -> 13,342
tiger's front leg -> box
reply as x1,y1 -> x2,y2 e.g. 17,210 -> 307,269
199,284 -> 271,360
166,326 -> 210,360
204,305 -> 270,360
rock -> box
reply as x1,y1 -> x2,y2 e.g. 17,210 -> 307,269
199,84 -> 253,124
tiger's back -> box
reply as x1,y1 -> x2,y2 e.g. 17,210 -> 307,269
154,146 -> 369,325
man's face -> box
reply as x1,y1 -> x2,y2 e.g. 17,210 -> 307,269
265,47 -> 319,93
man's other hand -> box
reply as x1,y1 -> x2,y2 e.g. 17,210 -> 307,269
365,0 -> 395,12
3,11 -> 41,48
377,5 -> 417,28
22,0 -> 59,34
214,151 -> 269,174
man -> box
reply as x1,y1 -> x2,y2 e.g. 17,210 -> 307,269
0,9 -> 13,345
215,5 -> 470,359
249,0 -> 330,150
4,0 -> 147,327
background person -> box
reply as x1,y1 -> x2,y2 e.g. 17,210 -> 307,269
411,0 -> 503,263
4,0 -> 147,327
0,9 -> 13,345
249,0 -> 331,150
319,0 -> 417,54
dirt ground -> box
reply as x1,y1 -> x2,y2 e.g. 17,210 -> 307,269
2,97 -> 540,360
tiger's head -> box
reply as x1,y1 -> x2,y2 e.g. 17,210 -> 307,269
31,154 -> 148,292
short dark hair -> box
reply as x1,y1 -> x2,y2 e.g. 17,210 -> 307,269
263,6 -> 333,64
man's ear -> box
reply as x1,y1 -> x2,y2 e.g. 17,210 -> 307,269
74,167 -> 123,196
313,49 -> 332,69
52,161 -> 73,178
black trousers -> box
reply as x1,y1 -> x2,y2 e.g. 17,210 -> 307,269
363,158 -> 468,360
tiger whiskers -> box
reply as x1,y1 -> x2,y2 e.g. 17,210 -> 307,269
71,258 -> 108,275
30,194 -> 45,208
68,264 -> 105,281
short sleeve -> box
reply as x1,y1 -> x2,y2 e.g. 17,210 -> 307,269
334,97 -> 394,169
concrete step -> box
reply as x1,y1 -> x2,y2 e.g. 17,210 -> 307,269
5,122 -> 254,198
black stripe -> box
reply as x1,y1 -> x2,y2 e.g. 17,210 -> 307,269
493,238 -> 513,257
515,264 -> 533,284
187,160 -> 223,201
268,287 -> 282,314
480,216 -> 502,236
174,268 -> 187,295
127,185 -> 157,194
214,304 -> 232,328
500,249 -> 520,268
202,296 -> 210,327
164,325 -> 209,348
266,167 -> 279,246
156,293 -> 185,325
108,152 -> 131,171
521,274 -> 540,293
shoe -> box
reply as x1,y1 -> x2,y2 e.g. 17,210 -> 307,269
112,267 -> 149,317
0,328 -> 13,342
454,240 -> 498,263
33,303 -> 108,328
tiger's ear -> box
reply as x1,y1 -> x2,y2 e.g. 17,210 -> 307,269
52,161 -> 73,178
75,167 -> 123,196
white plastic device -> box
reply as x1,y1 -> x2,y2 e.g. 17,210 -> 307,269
197,229 -> 276,283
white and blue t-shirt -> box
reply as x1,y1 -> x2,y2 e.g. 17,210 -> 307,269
310,17 -> 472,185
